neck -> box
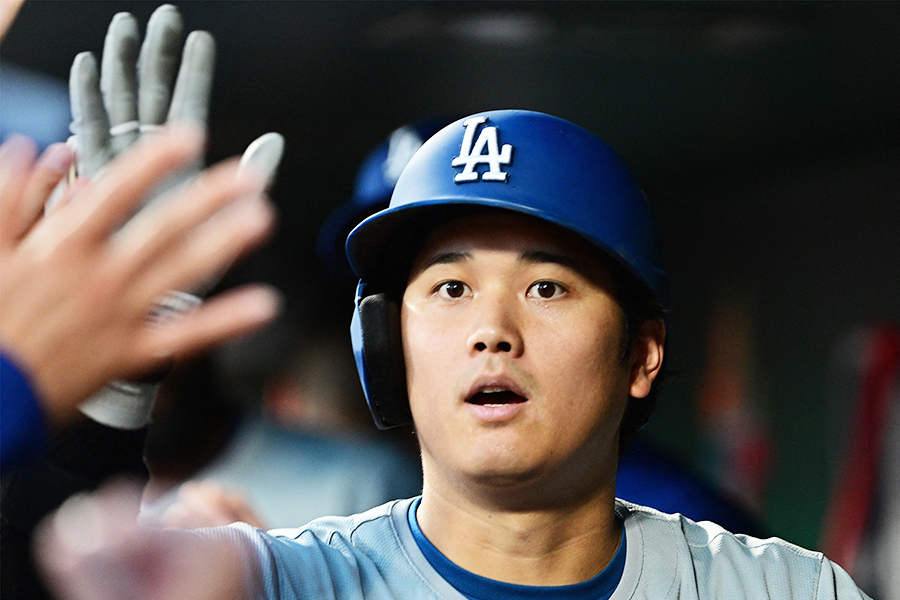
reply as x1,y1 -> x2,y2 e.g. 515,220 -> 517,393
416,469 -> 621,587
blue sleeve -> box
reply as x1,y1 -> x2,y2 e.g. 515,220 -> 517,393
1,352 -> 47,470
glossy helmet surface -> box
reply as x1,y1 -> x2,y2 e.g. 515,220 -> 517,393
346,109 -> 668,428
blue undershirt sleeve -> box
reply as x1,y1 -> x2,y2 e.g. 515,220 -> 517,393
1,352 -> 48,470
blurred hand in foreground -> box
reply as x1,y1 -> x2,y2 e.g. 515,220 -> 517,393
0,128 -> 279,427
153,481 -> 267,530
36,479 -> 252,600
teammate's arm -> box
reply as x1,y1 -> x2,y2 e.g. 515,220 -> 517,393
1,6 -> 281,599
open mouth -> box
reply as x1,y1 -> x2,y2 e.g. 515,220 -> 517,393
466,387 -> 528,406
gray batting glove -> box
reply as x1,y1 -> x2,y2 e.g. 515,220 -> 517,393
71,5 -> 283,429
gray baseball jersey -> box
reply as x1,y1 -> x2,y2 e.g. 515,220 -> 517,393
220,498 -> 870,599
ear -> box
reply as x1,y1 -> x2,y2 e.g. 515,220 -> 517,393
628,319 -> 665,399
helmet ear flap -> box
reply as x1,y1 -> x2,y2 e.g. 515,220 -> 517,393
351,289 -> 412,428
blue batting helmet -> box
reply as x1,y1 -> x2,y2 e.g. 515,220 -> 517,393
316,118 -> 455,274
346,109 -> 668,428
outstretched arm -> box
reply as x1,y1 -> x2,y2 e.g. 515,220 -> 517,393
1,6 -> 281,599
0,126 -> 278,600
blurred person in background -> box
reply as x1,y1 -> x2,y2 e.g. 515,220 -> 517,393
820,323 -> 900,599
141,314 -> 422,530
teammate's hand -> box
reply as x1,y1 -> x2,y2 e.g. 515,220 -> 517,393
0,130 -> 279,427
154,481 -> 268,530
35,479 -> 252,600
69,4 -> 212,180
65,4 -> 283,429
68,4 -> 283,205
0,0 -> 25,40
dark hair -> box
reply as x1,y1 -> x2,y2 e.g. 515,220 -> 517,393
611,264 -> 667,459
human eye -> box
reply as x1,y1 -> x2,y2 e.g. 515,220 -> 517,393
436,280 -> 470,299
527,280 -> 566,300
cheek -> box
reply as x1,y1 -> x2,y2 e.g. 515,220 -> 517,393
401,306 -> 451,410
401,316 -> 460,456
538,319 -> 630,414
540,309 -> 623,373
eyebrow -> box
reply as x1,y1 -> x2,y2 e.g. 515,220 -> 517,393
419,250 -> 471,271
520,249 -> 580,271
419,249 -> 580,272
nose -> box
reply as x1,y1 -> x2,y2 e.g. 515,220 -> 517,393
466,299 -> 524,357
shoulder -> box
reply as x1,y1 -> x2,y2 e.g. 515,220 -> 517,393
231,499 -> 431,599
615,500 -> 870,599
266,498 -> 402,547
618,497 -> 819,562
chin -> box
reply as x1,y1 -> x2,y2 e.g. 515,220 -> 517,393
462,451 -> 557,490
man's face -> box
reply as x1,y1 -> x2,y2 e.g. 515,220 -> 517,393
401,212 -> 650,503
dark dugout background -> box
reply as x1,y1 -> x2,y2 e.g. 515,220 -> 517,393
2,1 -> 898,551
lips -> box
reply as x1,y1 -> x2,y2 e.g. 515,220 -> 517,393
466,385 -> 528,406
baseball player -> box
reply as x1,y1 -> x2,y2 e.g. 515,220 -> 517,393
35,110 -> 872,600
243,109 -> 870,599
324,118 -> 764,537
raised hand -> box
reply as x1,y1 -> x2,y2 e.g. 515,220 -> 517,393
63,4 -> 283,429
0,130 -> 278,426
35,479 -> 252,600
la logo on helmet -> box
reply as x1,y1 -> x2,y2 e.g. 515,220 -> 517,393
451,116 -> 513,183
